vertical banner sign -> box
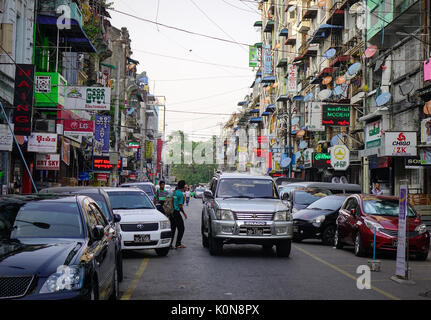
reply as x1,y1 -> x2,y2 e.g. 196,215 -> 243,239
61,137 -> 70,166
94,115 -> 110,154
263,44 -> 272,74
287,64 -> 297,93
396,184 -> 408,278
13,64 -> 35,136
157,138 -> 163,174
249,46 -> 258,67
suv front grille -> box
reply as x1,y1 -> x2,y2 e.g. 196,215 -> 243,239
0,276 -> 34,299
121,223 -> 159,232
235,212 -> 274,221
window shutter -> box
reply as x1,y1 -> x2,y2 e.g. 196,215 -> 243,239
0,23 -> 13,54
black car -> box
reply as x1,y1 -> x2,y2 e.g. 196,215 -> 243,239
283,188 -> 332,214
0,194 -> 119,300
39,187 -> 123,281
292,195 -> 348,245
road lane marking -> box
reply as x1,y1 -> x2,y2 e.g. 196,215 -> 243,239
121,258 -> 150,300
293,245 -> 400,300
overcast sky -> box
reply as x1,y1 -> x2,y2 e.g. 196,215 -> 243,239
109,0 -> 260,141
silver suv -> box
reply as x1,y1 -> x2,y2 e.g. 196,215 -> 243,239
201,173 -> 293,257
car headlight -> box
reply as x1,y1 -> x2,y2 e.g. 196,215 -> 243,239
274,210 -> 291,221
364,219 -> 383,232
160,220 -> 171,230
40,265 -> 84,294
312,215 -> 326,226
216,209 -> 234,220
415,224 -> 428,235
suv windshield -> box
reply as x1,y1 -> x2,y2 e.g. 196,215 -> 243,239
294,189 -> 331,205
217,178 -> 278,199
107,191 -> 154,210
307,196 -> 346,210
363,199 -> 417,217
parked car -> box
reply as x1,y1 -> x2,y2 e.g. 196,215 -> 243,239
201,173 -> 293,257
120,182 -> 156,199
0,194 -> 119,300
103,188 -> 172,256
281,182 -> 361,195
194,187 -> 205,199
293,195 -> 349,245
335,195 -> 430,260
282,188 -> 332,214
39,186 -> 123,281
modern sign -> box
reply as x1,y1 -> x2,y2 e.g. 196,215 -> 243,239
63,119 -> 94,136
322,105 -> 350,126
36,154 -> 60,171
13,64 -> 35,136
28,133 -> 58,153
61,137 -> 70,166
94,115 -> 110,154
330,145 -> 350,171
312,152 -> 331,169
395,184 -> 408,278
65,86 -> 111,110
287,64 -> 297,93
365,119 -> 382,149
306,102 -> 324,131
0,124 -> 14,151
383,132 -> 417,156
78,172 -> 90,181
405,156 -> 431,167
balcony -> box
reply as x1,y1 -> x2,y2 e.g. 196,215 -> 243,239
264,20 -> 275,33
285,34 -> 296,45
34,72 -> 67,108
322,33 -> 343,53
38,0 -> 83,29
298,20 -> 312,34
326,0 -> 345,25
302,6 -> 318,20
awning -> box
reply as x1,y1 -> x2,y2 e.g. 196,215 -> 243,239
127,57 -> 140,65
330,55 -> 350,67
293,54 -> 307,62
279,28 -> 289,37
276,95 -> 289,102
250,117 -> 263,123
101,62 -> 117,70
262,76 -> 276,83
37,15 -> 96,53
265,104 -> 276,112
254,21 -> 263,27
250,109 -> 260,113
308,24 -> 344,44
309,77 -> 319,84
237,101 -> 247,106
308,31 -> 326,44
264,20 -> 275,33
254,42 -> 263,48
262,112 -> 271,116
316,67 -> 335,78
276,58 -> 288,68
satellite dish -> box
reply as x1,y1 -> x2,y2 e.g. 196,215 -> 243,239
322,76 -> 333,85
291,117 -> 300,125
349,2 -> 363,14
323,48 -> 337,59
336,75 -> 346,84
299,141 -> 308,149
330,134 -> 343,146
375,92 -> 391,106
344,72 -> 355,80
318,89 -> 332,101
318,0 -> 326,8
347,62 -> 362,76
340,176 -> 348,184
288,5 -> 296,12
364,45 -> 378,58
304,92 -> 314,101
333,85 -> 343,96
295,151 -> 302,160
425,100 -> 431,115
399,80 -> 414,96
281,157 -> 291,168
331,177 -> 341,184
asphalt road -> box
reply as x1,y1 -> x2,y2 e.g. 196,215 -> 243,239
118,198 -> 431,300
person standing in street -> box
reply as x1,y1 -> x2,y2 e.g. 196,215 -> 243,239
185,187 -> 191,206
171,180 -> 188,249
154,180 -> 169,214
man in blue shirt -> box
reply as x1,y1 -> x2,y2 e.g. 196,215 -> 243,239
172,180 -> 188,249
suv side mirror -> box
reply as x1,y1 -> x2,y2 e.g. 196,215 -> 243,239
204,190 -> 213,199
113,214 -> 121,223
92,225 -> 105,241
282,193 -> 290,201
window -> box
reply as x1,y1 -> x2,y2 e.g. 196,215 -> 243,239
216,179 -> 278,199
307,196 -> 347,210
107,191 -> 154,210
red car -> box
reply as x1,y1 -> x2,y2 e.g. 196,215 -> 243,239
335,195 -> 430,260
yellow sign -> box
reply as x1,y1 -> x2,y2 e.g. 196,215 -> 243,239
146,141 -> 153,159
334,146 -> 347,160
238,147 -> 247,152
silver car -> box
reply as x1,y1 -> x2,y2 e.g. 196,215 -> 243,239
201,173 -> 293,257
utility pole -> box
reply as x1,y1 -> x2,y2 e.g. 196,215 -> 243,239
113,60 -> 121,186
140,99 -> 147,181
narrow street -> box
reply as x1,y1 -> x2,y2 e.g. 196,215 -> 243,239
119,198 -> 431,300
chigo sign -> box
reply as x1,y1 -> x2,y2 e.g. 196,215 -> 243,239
384,132 -> 417,156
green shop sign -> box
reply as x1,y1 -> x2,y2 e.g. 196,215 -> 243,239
322,105 -> 350,126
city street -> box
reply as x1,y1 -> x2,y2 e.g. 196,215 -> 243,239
118,198 -> 431,300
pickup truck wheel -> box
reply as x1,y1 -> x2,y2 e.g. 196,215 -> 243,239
276,240 -> 291,258
201,217 -> 209,248
208,233 -> 223,256
155,247 -> 170,257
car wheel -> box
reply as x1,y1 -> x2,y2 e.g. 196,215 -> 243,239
155,247 -> 170,257
354,232 -> 366,257
322,225 -> 336,246
208,227 -> 223,256
201,216 -> 209,248
416,252 -> 428,261
117,252 -> 123,282
276,240 -> 291,258
262,245 -> 273,254
334,227 -> 344,249
109,267 -> 119,300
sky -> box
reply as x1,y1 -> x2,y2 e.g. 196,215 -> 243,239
109,0 -> 261,141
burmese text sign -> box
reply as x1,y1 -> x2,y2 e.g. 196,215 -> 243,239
65,86 -> 111,111
322,105 -> 350,126
13,64 -> 35,136
0,124 -> 14,151
28,133 -> 57,153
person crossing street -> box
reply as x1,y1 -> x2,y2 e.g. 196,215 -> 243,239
171,180 -> 188,249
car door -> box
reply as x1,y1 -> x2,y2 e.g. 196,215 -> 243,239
341,198 -> 360,245
338,198 -> 355,243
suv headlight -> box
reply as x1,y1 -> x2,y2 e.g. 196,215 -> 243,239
275,210 -> 291,221
216,209 -> 234,220
364,219 -> 383,232
160,220 -> 170,230
312,215 -> 326,226
40,265 -> 84,294
415,224 -> 428,235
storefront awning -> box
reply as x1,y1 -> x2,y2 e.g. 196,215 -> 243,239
250,108 -> 260,113
279,28 -> 289,37
276,95 -> 289,102
308,24 -> 344,44
265,104 -> 276,112
262,111 -> 271,116
262,76 -> 276,83
250,117 -> 263,123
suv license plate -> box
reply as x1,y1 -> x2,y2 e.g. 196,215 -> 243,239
134,234 -> 150,243
247,227 -> 264,236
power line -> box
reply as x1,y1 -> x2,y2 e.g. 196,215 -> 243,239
153,75 -> 251,81
168,86 -> 251,106
220,0 -> 260,14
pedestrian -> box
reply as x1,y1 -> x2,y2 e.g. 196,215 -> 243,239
371,182 -> 383,195
154,180 -> 169,214
185,187 -> 191,206
171,180 -> 188,249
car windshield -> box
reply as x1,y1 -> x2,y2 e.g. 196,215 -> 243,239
363,199 -> 417,217
0,201 -> 83,240
107,191 -> 154,210
294,189 -> 332,205
136,185 -> 154,195
217,178 -> 278,199
307,196 -> 346,210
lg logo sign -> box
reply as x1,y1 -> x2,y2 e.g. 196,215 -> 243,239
56,5 -> 72,30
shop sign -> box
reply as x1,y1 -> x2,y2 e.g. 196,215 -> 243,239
146,141 -> 153,160
421,117 -> 431,145
36,154 -> 60,171
322,105 -> 350,126
78,172 -> 90,181
28,133 -> 57,153
122,157 -> 128,168
303,148 -> 314,168
61,137 -> 70,166
312,152 -> 331,169
13,64 -> 35,136
94,115 -> 110,154
405,156 -> 431,168
96,173 -> 108,181
365,120 -> 382,149
263,44 -> 272,74
93,156 -> 120,171
369,156 -> 391,169
65,86 -> 111,111
249,46 -> 258,67
383,132 -> 417,156
330,145 -> 350,171
287,64 -> 297,93
419,148 -> 431,165
63,119 -> 94,136
0,124 -> 14,151
306,102 -> 324,131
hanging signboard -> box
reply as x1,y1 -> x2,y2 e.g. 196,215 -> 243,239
263,44 -> 272,74
249,46 -> 258,67
322,105 -> 350,126
303,148 -> 314,168
28,133 -> 58,153
146,141 -> 153,160
61,137 -> 70,166
395,184 -> 408,278
287,64 -> 297,93
13,64 -> 35,136
63,119 -> 94,136
365,119 -> 382,149
421,117 -> 431,145
0,124 -> 14,151
312,152 -> 331,169
330,145 -> 350,171
93,156 -> 120,171
36,154 -> 60,171
65,86 -> 111,111
306,102 -> 324,131
94,115 -> 110,155
383,132 -> 417,156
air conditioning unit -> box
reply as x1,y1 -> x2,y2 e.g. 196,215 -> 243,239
34,119 -> 56,133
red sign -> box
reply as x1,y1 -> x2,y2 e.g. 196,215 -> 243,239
13,64 -> 35,136
93,156 -> 120,170
36,154 -> 60,171
63,119 -> 94,136
96,173 -> 108,181
157,138 -> 163,174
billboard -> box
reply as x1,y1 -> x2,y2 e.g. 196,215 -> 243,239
65,86 -> 111,110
